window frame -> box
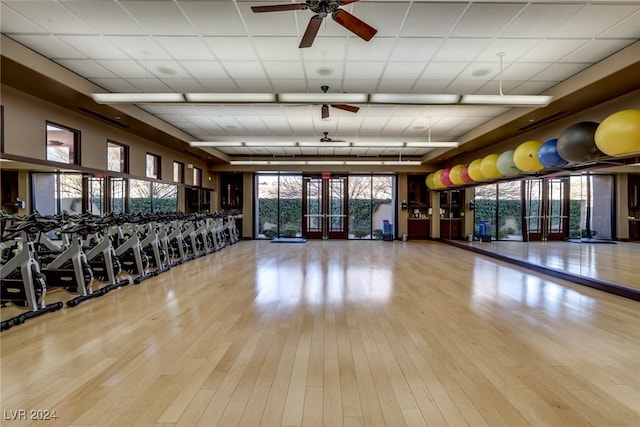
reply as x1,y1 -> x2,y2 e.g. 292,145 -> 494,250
107,140 -> 129,173
173,161 -> 185,184
46,121 -> 81,165
193,166 -> 202,187
146,152 -> 161,180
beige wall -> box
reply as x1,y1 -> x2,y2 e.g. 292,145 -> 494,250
1,85 -> 213,188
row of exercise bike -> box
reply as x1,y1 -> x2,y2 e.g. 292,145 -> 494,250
0,210 -> 241,331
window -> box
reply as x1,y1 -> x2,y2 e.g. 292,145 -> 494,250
46,122 -> 80,164
107,141 -> 128,173
146,153 -> 160,179
32,172 -> 83,215
153,183 -> 178,212
193,167 -> 202,187
173,161 -> 184,183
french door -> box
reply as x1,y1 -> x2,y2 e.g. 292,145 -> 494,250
523,177 -> 569,241
302,175 -> 348,239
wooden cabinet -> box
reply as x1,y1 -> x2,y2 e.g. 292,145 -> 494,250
220,173 -> 243,210
629,220 -> 640,241
439,190 -> 464,239
407,175 -> 431,239
440,219 -> 462,240
408,219 -> 430,239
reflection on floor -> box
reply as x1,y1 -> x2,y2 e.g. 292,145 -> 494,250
452,239 -> 639,294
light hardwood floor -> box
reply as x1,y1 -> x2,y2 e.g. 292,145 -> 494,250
1,240 -> 639,426
456,240 -> 640,290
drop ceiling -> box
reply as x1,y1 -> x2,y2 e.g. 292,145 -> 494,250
1,0 -> 640,163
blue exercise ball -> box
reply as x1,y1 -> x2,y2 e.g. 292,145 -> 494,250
537,138 -> 567,168
556,121 -> 602,163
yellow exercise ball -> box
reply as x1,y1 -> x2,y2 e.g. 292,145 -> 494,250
433,169 -> 445,189
513,140 -> 544,171
595,109 -> 640,157
425,173 -> 437,189
449,164 -> 466,185
480,154 -> 503,179
467,159 -> 486,181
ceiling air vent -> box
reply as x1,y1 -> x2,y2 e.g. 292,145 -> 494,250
518,111 -> 572,132
77,107 -> 129,128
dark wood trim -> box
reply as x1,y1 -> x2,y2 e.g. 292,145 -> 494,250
439,238 -> 640,301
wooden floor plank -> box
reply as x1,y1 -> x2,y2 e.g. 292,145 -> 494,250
1,240 -> 638,427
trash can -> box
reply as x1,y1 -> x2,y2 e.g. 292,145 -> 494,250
402,234 -> 408,241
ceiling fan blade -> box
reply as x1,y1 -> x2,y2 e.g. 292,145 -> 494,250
331,104 -> 360,114
251,3 -> 308,13
332,9 -> 377,41
299,15 -> 323,48
338,0 -> 360,5
321,104 -> 330,120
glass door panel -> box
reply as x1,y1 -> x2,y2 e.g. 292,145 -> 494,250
327,177 -> 348,239
302,175 -> 348,239
109,177 -> 126,214
87,176 -> 104,215
524,179 -> 544,241
303,176 -> 323,239
547,178 -> 569,240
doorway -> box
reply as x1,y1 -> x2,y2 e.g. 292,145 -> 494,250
523,177 -> 569,241
302,175 -> 348,239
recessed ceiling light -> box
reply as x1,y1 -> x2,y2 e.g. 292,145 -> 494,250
472,67 -> 492,77
316,67 -> 334,76
156,65 -> 177,76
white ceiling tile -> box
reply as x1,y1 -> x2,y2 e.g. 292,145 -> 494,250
500,62 -> 551,81
0,3 -> 47,34
118,1 -> 196,35
197,79 -> 242,91
90,78 -> 140,93
271,80 -> 309,91
221,62 -> 268,79
233,80 -> 274,92
352,2 -> 410,37
562,39 -> 636,63
344,62 -> 386,80
421,62 -> 467,80
96,59 -> 148,78
300,37 -> 347,61
476,38 -> 539,62
58,36 -> 128,60
501,3 -> 583,38
7,35 -> 85,59
161,79 -> 205,92
203,37 -> 259,60
531,62 -> 590,83
62,1 -> 145,35
391,38 -> 441,61
410,79 -> 452,93
106,36 -> 172,60
179,1 -> 246,36
254,37 -> 303,60
180,61 -> 229,79
599,9 -> 640,39
345,37 -> 394,61
383,62 -> 425,79
433,38 -> 493,62
155,37 -> 214,60
237,3 -> 299,36
342,79 -> 381,93
549,4 -> 640,38
57,59 -> 117,79
263,61 -> 305,79
451,3 -> 526,37
125,78 -> 174,92
519,39 -> 588,62
376,80 -> 416,92
3,1 -> 95,33
304,62 -> 345,80
401,3 -> 467,37
142,60 -> 190,79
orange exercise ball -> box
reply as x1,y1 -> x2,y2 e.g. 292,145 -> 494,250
449,164 -> 466,185
513,140 -> 544,171
480,154 -> 503,179
467,159 -> 485,181
595,109 -> 640,157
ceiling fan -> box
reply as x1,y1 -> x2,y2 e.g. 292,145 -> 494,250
318,85 -> 359,119
320,132 -> 345,142
251,0 -> 377,48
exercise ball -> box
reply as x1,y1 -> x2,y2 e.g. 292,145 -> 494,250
480,154 -> 503,179
449,165 -> 466,185
460,165 -> 473,183
537,138 -> 567,168
467,159 -> 485,181
513,140 -> 544,171
557,121 -> 602,162
496,150 -> 521,176
440,167 -> 454,187
433,169 -> 445,189
426,173 -> 437,190
595,109 -> 640,157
